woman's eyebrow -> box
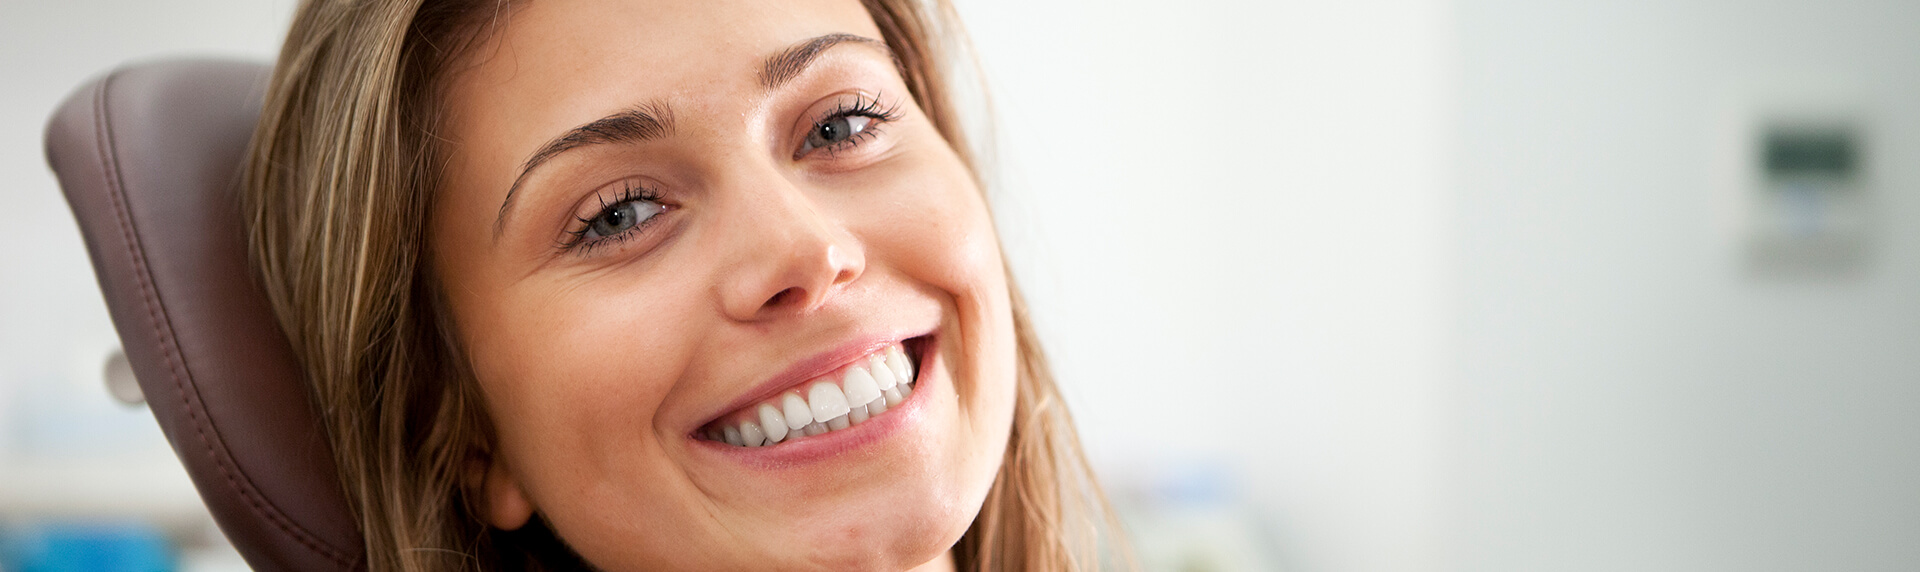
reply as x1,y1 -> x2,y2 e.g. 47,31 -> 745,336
492,34 -> 890,241
760,33 -> 891,89
494,102 -> 674,240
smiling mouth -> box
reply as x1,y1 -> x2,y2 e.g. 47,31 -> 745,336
698,339 -> 923,448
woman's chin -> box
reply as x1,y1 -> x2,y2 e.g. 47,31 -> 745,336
569,461 -> 976,571
718,377 -> 978,567
780,500 -> 971,572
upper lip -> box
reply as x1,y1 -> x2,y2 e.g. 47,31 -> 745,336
694,331 -> 927,432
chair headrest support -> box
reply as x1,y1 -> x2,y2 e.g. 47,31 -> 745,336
44,58 -> 366,571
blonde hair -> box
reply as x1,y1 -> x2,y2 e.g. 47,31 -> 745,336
244,0 -> 1120,569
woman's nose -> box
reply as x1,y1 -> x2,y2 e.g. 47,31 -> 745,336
716,181 -> 867,322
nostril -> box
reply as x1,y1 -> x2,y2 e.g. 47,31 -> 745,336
764,287 -> 804,308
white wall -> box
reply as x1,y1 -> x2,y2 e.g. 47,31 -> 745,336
1451,0 -> 1920,570
958,1 -> 1451,571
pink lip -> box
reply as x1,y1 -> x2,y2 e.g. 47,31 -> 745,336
693,331 -> 930,432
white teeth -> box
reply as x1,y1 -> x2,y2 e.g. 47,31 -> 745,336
843,367 -> 882,406
886,345 -> 912,385
782,394 -> 812,431
711,344 -> 918,447
868,355 -> 897,391
740,421 -> 766,447
808,380 -> 851,422
758,404 -> 788,444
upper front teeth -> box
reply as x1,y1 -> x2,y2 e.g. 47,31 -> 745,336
706,344 -> 917,447
809,380 -> 852,427
782,394 -> 811,433
843,367 -> 882,406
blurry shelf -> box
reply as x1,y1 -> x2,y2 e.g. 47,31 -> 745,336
0,458 -> 205,521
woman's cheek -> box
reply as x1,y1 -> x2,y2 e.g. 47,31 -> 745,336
882,154 -> 1004,292
478,278 -> 691,461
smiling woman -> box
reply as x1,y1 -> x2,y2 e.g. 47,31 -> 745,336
241,0 -> 1115,570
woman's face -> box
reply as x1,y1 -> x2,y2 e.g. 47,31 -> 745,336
429,0 -> 1017,569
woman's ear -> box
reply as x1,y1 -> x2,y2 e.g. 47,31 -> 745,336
466,450 -> 535,530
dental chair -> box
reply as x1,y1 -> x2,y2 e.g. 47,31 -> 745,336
43,59 -> 366,571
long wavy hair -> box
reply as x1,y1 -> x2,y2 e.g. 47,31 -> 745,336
243,0 -> 1118,569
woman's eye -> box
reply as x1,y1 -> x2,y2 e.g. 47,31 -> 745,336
802,114 -> 875,154
584,198 -> 665,240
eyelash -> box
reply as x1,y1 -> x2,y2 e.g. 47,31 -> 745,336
556,95 -> 902,256
802,94 -> 903,158
560,180 -> 666,255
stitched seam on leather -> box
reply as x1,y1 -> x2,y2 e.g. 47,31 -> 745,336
93,68 -> 355,569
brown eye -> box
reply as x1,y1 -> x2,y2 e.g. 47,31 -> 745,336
801,115 -> 874,154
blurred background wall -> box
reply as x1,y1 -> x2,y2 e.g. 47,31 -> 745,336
1449,0 -> 1920,570
957,1 -> 1450,570
1,0 -> 1915,571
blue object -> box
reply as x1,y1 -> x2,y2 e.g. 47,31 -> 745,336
0,522 -> 175,572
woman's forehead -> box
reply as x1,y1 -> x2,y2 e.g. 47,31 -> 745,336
445,0 -> 882,129
438,0 -> 887,189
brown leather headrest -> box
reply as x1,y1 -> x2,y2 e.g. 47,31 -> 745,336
43,59 -> 366,571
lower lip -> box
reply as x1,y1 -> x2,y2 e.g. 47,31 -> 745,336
690,347 -> 938,469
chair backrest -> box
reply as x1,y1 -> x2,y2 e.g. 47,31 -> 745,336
43,58 -> 366,571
